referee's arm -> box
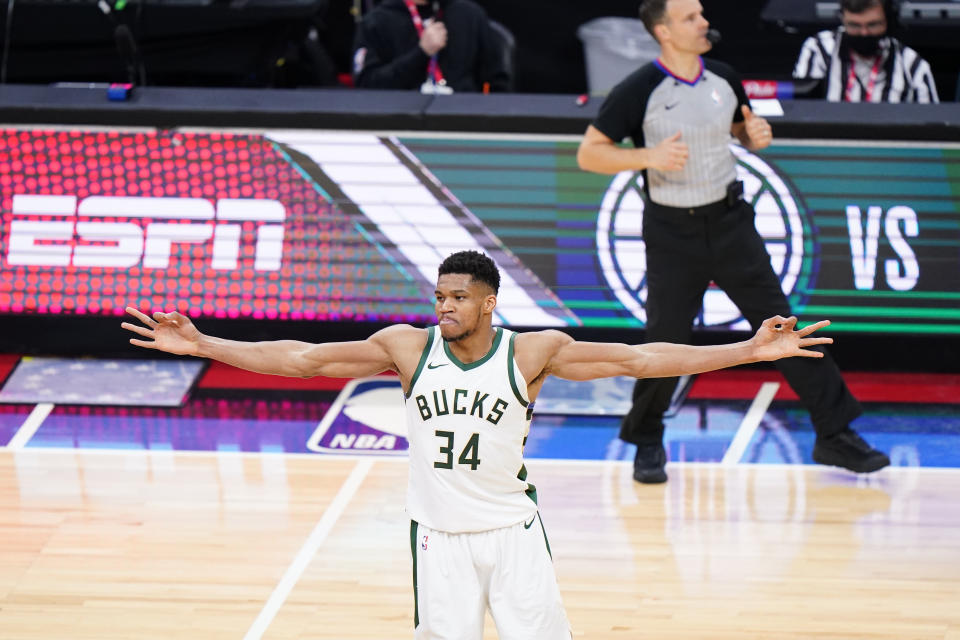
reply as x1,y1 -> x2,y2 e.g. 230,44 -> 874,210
577,125 -> 687,175
731,105 -> 773,152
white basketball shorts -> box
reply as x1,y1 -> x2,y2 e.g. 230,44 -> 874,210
410,515 -> 571,640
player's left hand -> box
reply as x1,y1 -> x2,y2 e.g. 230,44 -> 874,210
742,105 -> 773,150
751,315 -> 833,361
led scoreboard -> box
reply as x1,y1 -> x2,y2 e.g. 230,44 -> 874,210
2,128 -> 958,335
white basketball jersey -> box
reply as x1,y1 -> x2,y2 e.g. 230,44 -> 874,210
405,326 -> 538,533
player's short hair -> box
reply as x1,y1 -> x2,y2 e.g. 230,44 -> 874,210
438,251 -> 500,294
639,0 -> 670,39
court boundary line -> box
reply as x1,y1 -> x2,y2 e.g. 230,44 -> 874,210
242,458 -> 374,640
721,382 -> 780,466
3,403 -> 55,450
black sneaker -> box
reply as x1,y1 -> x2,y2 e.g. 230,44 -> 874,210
633,443 -> 668,484
812,427 -> 890,473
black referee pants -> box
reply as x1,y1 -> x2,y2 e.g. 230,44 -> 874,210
619,198 -> 862,446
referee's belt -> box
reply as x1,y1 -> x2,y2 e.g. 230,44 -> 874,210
648,181 -> 744,217
648,199 -> 731,217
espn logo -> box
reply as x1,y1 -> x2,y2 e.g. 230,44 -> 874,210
6,195 -> 285,270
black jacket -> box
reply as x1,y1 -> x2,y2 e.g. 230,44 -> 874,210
352,0 -> 510,92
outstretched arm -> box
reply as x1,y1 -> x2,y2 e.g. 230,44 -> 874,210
122,307 -> 418,379
543,316 -> 832,382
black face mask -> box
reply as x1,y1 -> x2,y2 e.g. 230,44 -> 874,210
844,33 -> 883,57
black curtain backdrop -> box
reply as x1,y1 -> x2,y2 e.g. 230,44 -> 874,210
475,0 -> 957,97
0,0 -> 956,97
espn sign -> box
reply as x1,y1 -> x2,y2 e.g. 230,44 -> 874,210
6,195 -> 285,270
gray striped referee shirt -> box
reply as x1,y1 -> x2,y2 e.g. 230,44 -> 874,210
793,29 -> 938,103
593,57 -> 749,208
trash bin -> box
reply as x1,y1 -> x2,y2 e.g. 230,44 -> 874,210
577,17 -> 660,96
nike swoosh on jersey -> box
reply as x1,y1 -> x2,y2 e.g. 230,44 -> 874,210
665,102 -> 680,110
427,363 -> 448,369
523,515 -> 537,529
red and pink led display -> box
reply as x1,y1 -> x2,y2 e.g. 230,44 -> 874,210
0,129 -> 429,322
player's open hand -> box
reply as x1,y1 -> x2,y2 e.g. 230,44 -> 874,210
751,315 -> 833,361
122,307 -> 202,356
650,131 -> 689,172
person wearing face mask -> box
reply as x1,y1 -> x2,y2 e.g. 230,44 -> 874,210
792,0 -> 938,102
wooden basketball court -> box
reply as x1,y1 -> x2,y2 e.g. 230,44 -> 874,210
2,449 -> 958,639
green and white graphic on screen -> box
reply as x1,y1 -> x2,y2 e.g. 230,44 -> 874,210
3,129 -> 958,336
397,136 -> 960,335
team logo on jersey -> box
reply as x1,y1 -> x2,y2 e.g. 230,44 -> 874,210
595,146 -> 812,329
306,377 -> 408,455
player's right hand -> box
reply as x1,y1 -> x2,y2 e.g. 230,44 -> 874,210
751,315 -> 833,362
122,307 -> 202,356
650,131 -> 689,172
420,21 -> 448,56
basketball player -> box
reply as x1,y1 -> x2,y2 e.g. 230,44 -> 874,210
122,250 -> 835,640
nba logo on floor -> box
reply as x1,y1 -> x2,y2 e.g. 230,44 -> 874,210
306,377 -> 408,455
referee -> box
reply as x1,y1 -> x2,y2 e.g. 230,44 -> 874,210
577,0 -> 890,484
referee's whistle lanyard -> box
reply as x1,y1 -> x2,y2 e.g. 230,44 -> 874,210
404,0 -> 447,89
845,53 -> 881,102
